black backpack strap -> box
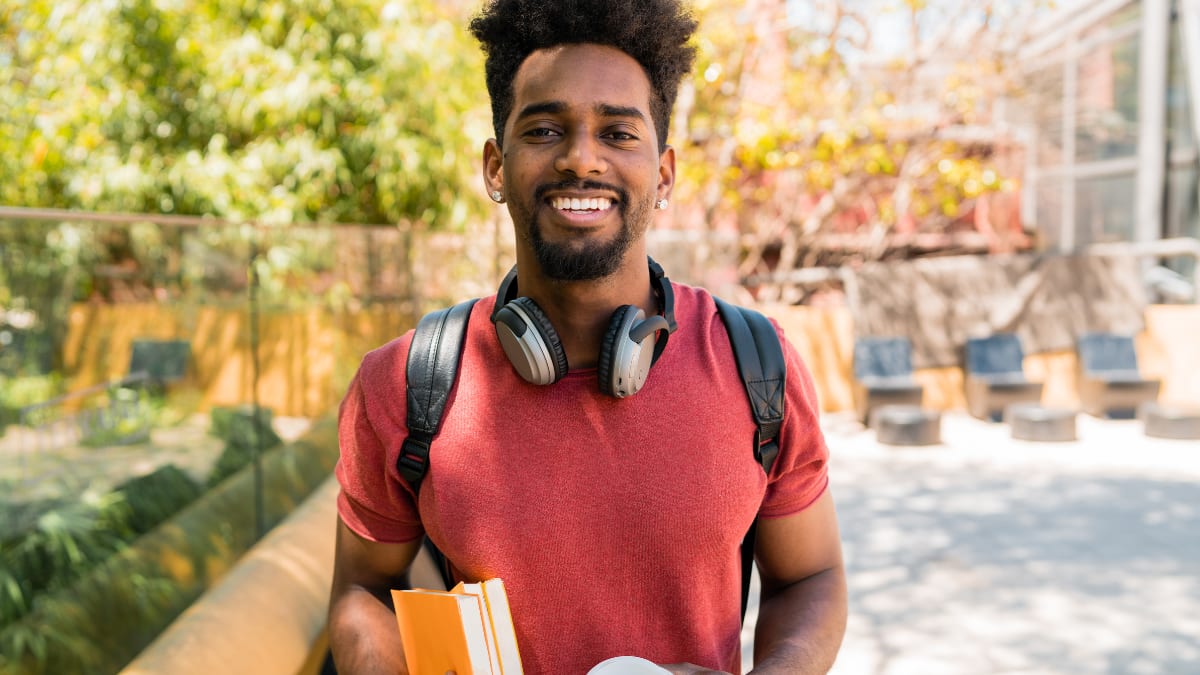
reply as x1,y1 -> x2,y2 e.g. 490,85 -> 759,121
714,297 -> 786,473
397,299 -> 477,492
397,299 -> 477,592
714,297 -> 787,624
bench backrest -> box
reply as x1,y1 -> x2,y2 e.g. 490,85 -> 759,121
1077,332 -> 1141,376
853,336 -> 915,380
965,333 -> 1026,376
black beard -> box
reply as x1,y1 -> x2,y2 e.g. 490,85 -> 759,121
530,214 -> 633,281
527,180 -> 650,281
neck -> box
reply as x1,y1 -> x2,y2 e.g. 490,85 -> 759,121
515,251 -> 657,370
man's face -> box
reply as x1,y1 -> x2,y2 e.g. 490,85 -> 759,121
484,43 -> 675,281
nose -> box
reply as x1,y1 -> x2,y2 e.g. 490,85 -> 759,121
553,130 -> 607,177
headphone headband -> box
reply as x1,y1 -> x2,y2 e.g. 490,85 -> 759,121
491,257 -> 677,394
646,258 -> 676,366
493,266 -> 521,321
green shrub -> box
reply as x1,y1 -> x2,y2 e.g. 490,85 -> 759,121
0,415 -> 340,674
78,388 -> 156,448
206,442 -> 255,489
0,465 -> 201,629
0,328 -> 55,378
108,465 -> 202,537
209,405 -> 279,445
0,492 -> 129,626
0,374 -> 62,413
0,405 -> 15,437
207,405 -> 283,488
0,374 -> 64,438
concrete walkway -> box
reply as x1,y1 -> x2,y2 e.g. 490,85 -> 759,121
745,411 -> 1200,675
0,415 -> 314,503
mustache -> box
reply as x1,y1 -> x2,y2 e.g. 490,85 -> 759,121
534,179 -> 628,205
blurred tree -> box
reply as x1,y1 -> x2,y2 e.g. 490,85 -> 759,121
671,0 -> 1048,301
0,0 -> 489,229
0,0 -> 495,354
1,0 -> 1049,309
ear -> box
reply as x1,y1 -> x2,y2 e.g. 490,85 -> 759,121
483,138 -> 504,197
657,145 -> 676,201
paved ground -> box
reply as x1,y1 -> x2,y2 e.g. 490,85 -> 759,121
743,411 -> 1200,675
7,402 -> 1197,675
0,415 -> 313,507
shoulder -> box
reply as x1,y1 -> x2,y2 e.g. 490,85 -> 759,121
670,281 -> 790,350
355,333 -> 411,391
668,280 -> 715,311
671,283 -> 818,418
356,295 -> 499,386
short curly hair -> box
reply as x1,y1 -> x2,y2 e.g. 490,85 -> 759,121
469,0 -> 698,152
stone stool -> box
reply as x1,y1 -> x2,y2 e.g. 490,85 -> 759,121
871,405 -> 941,446
1004,403 -> 1077,442
1139,402 -> 1200,440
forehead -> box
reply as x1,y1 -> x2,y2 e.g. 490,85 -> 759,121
509,43 -> 654,120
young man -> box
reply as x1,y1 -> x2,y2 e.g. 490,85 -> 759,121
327,1 -> 847,673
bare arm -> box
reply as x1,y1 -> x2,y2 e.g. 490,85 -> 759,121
749,489 -> 848,674
328,516 -> 423,675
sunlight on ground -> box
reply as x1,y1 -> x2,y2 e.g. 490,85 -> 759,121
746,411 -> 1200,675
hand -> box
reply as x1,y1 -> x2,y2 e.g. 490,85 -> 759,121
659,664 -> 731,675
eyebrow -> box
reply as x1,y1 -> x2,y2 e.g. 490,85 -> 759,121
597,104 -> 646,122
515,101 -> 647,123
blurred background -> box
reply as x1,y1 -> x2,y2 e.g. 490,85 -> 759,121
0,0 -> 1197,673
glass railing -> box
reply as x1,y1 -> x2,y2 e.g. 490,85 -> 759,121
0,208 -> 513,674
0,203 -> 749,673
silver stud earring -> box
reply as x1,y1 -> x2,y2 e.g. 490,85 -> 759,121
656,198 -> 669,210
490,190 -> 504,203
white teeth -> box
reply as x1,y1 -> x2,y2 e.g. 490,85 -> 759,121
551,197 -> 612,211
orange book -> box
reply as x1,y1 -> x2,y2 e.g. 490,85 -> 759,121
391,588 -> 495,675
453,579 -> 524,675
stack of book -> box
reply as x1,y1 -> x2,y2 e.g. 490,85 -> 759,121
392,578 -> 524,675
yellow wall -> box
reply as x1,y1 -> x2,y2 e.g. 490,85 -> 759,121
64,303 -> 1199,418
762,304 -> 856,413
64,303 -> 411,417
762,303 -> 1200,412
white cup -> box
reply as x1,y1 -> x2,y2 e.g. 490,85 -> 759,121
587,655 -> 672,675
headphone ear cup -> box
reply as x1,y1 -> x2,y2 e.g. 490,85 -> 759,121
598,305 -> 654,398
494,296 -> 568,385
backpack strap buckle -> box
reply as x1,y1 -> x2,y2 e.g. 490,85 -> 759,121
397,434 -> 433,488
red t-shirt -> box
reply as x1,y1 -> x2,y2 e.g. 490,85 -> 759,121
336,283 -> 829,675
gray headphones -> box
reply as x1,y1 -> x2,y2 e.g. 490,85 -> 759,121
491,258 -> 677,398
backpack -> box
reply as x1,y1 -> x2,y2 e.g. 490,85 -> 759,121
395,288 -> 785,625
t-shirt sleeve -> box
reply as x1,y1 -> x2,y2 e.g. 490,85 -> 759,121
757,320 -> 831,519
334,341 -> 426,543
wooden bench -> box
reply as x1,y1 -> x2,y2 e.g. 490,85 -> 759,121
964,334 -> 1044,422
1076,333 -> 1160,419
127,339 -> 192,386
852,336 -> 925,426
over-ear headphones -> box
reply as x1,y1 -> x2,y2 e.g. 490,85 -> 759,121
491,258 -> 678,398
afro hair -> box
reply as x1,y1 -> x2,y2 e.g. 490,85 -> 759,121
469,0 -> 698,152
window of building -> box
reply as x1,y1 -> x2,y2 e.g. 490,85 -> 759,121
1028,63 -> 1068,166
1074,31 -> 1140,162
1034,177 -> 1066,250
1166,1 -> 1200,284
1075,173 -> 1137,244
1166,13 -> 1196,150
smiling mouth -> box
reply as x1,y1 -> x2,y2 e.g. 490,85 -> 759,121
548,196 -> 614,214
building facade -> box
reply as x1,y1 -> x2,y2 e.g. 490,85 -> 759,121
1014,0 -> 1199,285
